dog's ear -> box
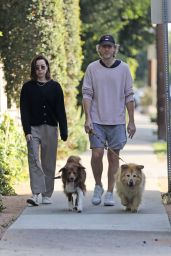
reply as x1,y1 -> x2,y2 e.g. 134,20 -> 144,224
137,165 -> 144,170
121,164 -> 129,171
77,165 -> 86,191
59,167 -> 67,184
59,167 -> 67,178
78,165 -> 86,182
59,167 -> 66,173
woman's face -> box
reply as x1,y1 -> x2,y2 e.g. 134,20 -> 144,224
35,59 -> 48,81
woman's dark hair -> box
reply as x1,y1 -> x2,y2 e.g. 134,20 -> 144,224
30,54 -> 51,80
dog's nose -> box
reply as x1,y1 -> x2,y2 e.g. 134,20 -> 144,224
69,177 -> 74,182
128,180 -> 134,187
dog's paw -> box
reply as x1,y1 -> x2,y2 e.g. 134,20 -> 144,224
68,207 -> 74,211
125,207 -> 131,211
131,208 -> 138,213
121,201 -> 128,206
77,206 -> 83,213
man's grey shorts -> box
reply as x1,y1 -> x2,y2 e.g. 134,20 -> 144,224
89,123 -> 127,150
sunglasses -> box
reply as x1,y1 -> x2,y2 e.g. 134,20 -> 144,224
35,65 -> 46,70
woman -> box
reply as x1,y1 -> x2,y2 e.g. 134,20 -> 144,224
20,54 -> 68,206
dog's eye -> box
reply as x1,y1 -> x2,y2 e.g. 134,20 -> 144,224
133,175 -> 137,177
126,174 -> 130,177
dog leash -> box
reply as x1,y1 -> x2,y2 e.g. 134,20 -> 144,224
89,130 -> 127,164
27,138 -> 61,180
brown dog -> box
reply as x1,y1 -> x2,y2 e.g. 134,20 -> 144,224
59,156 -> 86,212
115,163 -> 145,212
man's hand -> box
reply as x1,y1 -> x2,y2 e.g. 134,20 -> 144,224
127,122 -> 136,139
84,118 -> 93,134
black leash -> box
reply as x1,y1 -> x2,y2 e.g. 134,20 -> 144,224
28,138 -> 61,180
89,130 -> 127,164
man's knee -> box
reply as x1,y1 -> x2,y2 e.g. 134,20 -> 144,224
108,149 -> 119,160
92,149 -> 104,160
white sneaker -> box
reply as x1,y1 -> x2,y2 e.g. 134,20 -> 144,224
27,194 -> 39,206
92,185 -> 104,205
104,192 -> 115,206
42,196 -> 52,204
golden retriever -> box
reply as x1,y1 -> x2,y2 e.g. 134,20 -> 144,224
59,156 -> 86,212
115,163 -> 145,212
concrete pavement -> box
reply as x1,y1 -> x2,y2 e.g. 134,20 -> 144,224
0,111 -> 171,255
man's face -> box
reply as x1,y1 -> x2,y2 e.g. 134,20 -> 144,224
98,44 -> 116,60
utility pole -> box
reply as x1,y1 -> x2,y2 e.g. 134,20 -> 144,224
156,24 -> 166,140
151,0 -> 171,200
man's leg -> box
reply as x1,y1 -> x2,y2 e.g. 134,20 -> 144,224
107,149 -> 120,192
91,148 -> 104,205
103,149 -> 120,206
91,148 -> 104,186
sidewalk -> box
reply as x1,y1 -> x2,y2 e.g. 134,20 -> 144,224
0,111 -> 171,256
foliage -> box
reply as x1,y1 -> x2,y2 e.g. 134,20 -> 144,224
63,0 -> 83,91
118,1 -> 154,58
80,0 -> 154,78
140,87 -> 153,107
58,107 -> 88,158
0,114 -> 28,195
0,194 -> 5,212
153,141 -> 167,158
0,0 -> 33,106
61,0 -> 87,155
135,51 -> 148,88
0,0 -> 66,106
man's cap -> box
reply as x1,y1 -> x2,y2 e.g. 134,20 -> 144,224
98,35 -> 115,45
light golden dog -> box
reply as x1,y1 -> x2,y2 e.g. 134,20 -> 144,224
59,156 -> 86,213
115,163 -> 145,212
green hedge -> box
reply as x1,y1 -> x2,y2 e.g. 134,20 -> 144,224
0,114 -> 28,196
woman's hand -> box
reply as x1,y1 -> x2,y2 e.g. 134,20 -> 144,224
26,134 -> 32,142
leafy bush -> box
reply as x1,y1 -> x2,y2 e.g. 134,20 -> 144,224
0,194 -> 5,212
58,107 -> 88,159
0,114 -> 28,195
153,141 -> 167,159
140,87 -> 153,108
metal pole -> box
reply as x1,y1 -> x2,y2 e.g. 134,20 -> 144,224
162,0 -> 171,193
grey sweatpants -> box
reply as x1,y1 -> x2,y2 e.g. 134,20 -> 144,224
27,125 -> 58,197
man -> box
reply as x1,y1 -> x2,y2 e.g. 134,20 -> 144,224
82,35 -> 136,206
